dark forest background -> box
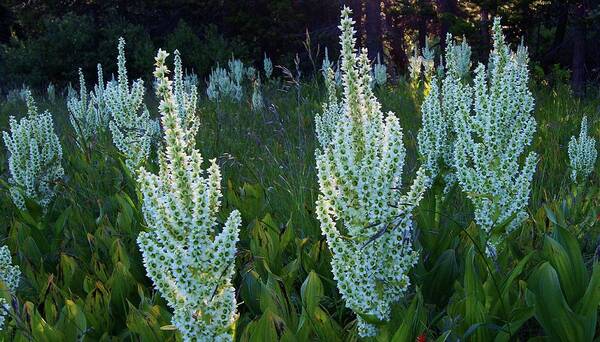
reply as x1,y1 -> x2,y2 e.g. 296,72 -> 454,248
1,0 -> 599,95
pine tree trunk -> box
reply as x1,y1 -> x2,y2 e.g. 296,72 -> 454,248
348,0 -> 364,46
571,1 -> 587,96
365,0 -> 383,60
437,0 -> 457,53
382,0 -> 407,74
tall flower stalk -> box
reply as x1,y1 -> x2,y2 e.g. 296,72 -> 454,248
68,68 -> 98,145
452,18 -> 537,254
0,245 -> 20,330
568,115 -> 597,183
2,90 -> 63,210
137,49 -> 241,341
106,38 -> 159,171
315,7 -> 430,337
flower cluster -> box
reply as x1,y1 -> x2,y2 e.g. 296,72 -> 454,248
228,58 -> 244,85
154,49 -> 199,150
408,49 -> 422,85
2,90 -> 64,210
418,35 -> 473,183
91,64 -> 110,129
47,83 -> 56,103
417,75 -> 447,178
315,7 -> 429,337
106,38 -> 159,171
314,67 -> 342,148
251,77 -> 264,111
373,53 -> 387,87
68,69 -> 99,143
137,49 -> 242,341
568,116 -> 597,183
444,34 -> 472,79
206,59 -> 243,103
0,245 -> 20,330
183,69 -> 199,94
453,18 -> 537,254
421,41 -> 436,81
263,54 -> 273,79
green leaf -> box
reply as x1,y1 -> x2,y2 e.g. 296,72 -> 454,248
527,262 -> 590,341
542,230 -> 587,306
422,249 -> 458,306
463,247 -> 490,341
301,271 -> 324,314
391,291 -> 423,342
575,262 -> 600,317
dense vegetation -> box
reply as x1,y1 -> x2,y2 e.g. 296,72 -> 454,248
1,1 -> 599,94
0,3 -> 599,342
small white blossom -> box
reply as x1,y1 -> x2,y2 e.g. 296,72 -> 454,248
246,66 -> 256,81
138,49 -> 241,341
65,82 -> 76,101
2,90 -> 63,210
568,116 -> 597,183
106,38 -> 159,171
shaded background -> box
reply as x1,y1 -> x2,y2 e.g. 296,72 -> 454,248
1,0 -> 599,95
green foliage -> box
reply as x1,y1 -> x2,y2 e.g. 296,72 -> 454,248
527,227 -> 600,342
0,61 -> 598,340
166,21 -> 250,77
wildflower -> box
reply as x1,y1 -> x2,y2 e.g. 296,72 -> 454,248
263,53 -> 273,79
452,18 -> 537,254
207,59 -> 243,103
322,47 -> 332,80
68,68 -> 99,143
421,40 -> 435,82
0,245 -> 20,330
183,69 -> 199,94
251,77 -> 264,111
373,53 -> 387,87
153,49 -> 199,150
91,63 -> 110,129
47,83 -> 56,103
137,49 -> 242,341
568,115 -> 597,183
106,38 -> 159,171
408,49 -> 422,85
418,34 -> 473,190
246,66 -> 256,80
315,7 -> 429,337
445,34 -> 471,79
2,90 -> 64,210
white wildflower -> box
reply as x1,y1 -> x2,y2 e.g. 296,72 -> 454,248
2,90 -> 64,210
137,49 -> 242,341
315,7 -> 430,337
106,38 -> 159,171
568,116 -> 597,183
